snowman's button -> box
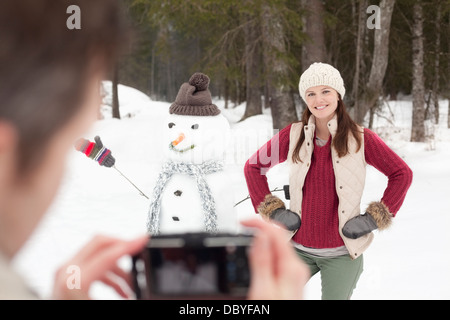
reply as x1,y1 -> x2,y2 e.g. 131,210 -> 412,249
174,190 -> 182,196
172,216 -> 180,221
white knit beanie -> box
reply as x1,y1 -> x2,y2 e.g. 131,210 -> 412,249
298,62 -> 346,102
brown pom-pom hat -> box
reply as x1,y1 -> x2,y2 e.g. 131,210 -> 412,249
169,72 -> 221,117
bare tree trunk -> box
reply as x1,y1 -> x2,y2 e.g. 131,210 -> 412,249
224,78 -> 229,109
150,46 -> 155,100
112,65 -> 121,119
410,0 -> 425,142
234,78 -> 241,107
432,3 -> 441,124
352,0 -> 368,116
241,18 -> 262,121
447,11 -> 450,129
301,0 -> 327,70
355,0 -> 395,125
448,99 -> 450,129
261,3 -> 297,130
264,80 -> 271,109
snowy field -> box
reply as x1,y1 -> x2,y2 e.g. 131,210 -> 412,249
12,82 -> 450,300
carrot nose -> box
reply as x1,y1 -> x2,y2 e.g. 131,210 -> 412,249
171,133 -> 185,146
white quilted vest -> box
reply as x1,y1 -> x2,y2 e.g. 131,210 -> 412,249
287,114 -> 373,259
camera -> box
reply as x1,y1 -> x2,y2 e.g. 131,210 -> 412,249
132,232 -> 253,299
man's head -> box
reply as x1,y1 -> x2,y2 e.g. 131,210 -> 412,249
0,0 -> 129,256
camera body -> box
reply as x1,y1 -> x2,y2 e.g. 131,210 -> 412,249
132,232 -> 252,299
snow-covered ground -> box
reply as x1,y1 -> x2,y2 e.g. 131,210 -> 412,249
12,83 -> 450,299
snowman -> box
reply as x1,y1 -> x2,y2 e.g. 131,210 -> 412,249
147,73 -> 237,235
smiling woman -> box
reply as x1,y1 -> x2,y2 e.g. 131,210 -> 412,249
304,86 -> 339,136
293,94 -> 362,162
244,62 -> 413,300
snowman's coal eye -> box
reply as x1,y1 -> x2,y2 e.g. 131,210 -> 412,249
168,122 -> 175,128
191,124 -> 199,130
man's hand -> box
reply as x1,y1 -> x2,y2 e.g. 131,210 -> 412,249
52,234 -> 148,299
242,218 -> 309,300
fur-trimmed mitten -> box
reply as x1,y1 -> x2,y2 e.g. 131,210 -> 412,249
342,201 -> 393,239
258,194 -> 301,232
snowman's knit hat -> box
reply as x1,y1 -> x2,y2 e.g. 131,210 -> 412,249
169,73 -> 220,117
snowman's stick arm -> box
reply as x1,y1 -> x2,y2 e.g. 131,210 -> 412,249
113,165 -> 149,199
234,187 -> 284,207
75,136 -> 150,199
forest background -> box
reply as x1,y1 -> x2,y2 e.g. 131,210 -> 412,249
109,0 -> 450,142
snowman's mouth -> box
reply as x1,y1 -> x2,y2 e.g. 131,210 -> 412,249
169,142 -> 196,153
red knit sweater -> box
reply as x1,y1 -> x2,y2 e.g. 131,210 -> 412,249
244,124 -> 413,249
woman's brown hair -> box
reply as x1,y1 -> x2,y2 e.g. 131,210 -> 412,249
292,97 -> 363,163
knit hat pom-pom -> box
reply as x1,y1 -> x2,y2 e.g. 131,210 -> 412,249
189,72 -> 210,91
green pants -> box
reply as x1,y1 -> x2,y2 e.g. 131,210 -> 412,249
295,249 -> 364,300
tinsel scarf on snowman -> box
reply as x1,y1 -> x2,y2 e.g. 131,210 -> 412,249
147,160 -> 224,234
